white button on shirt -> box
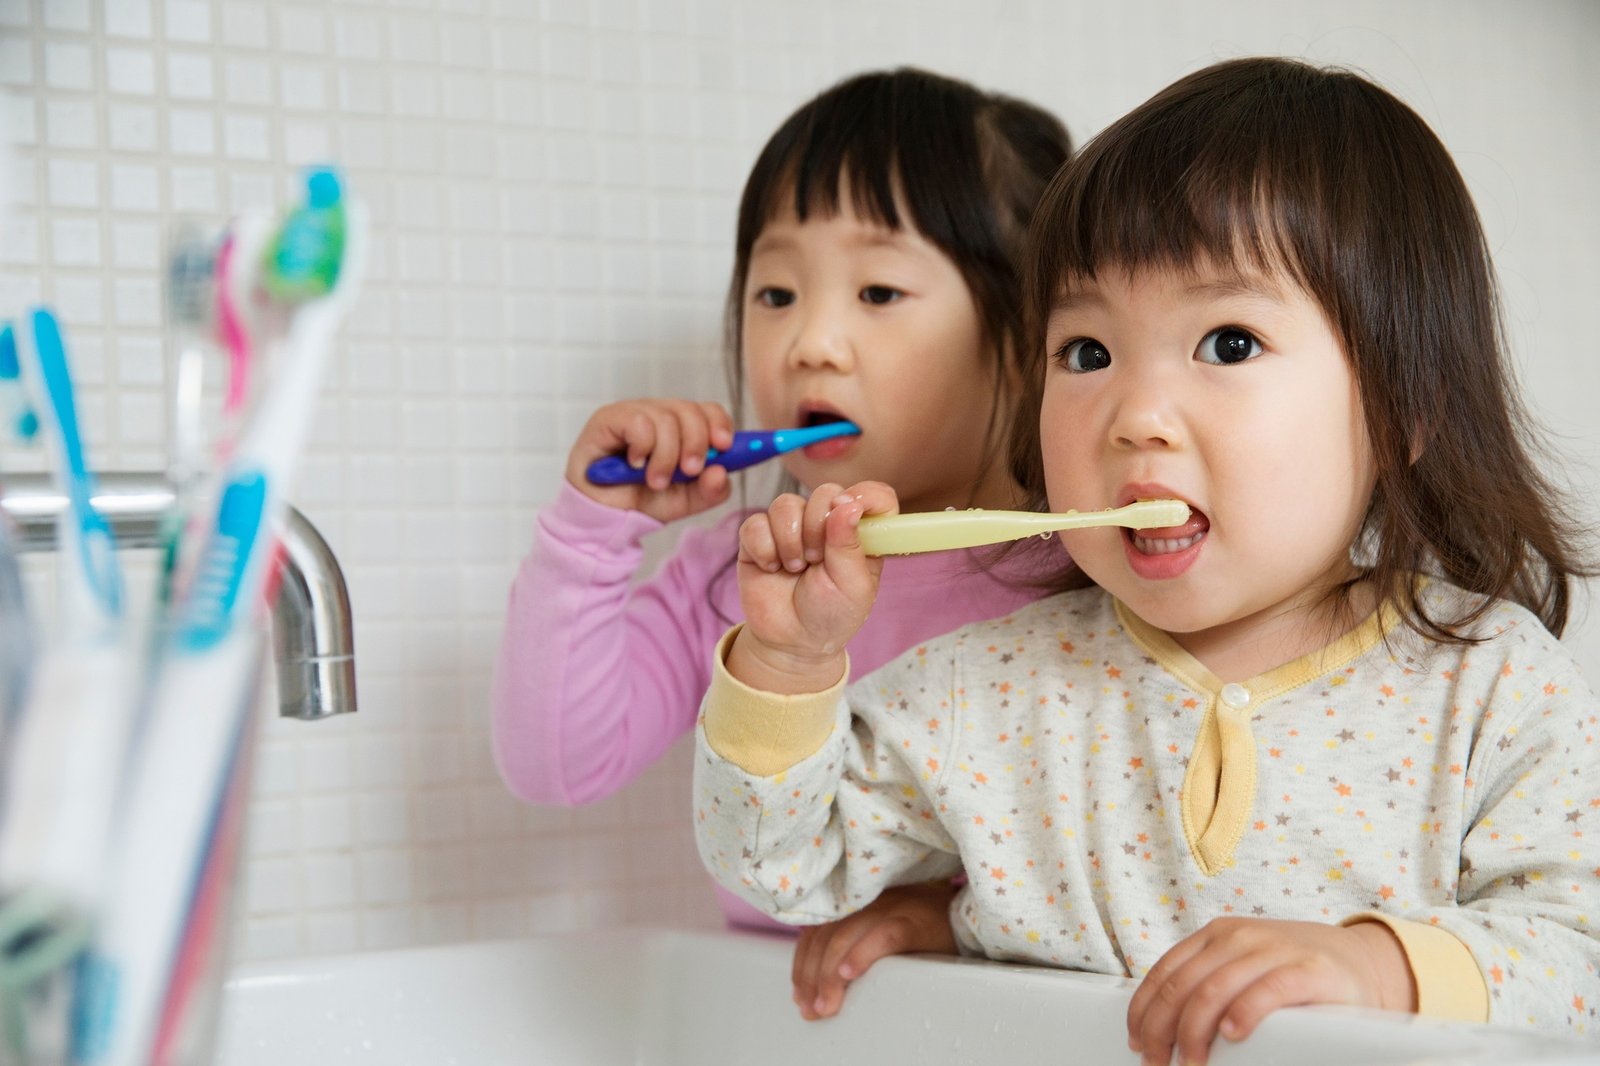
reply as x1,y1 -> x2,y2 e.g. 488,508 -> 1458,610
1219,682 -> 1251,709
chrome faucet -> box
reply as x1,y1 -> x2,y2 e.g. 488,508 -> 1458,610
0,471 -> 356,719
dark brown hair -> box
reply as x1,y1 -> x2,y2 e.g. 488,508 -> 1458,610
724,67 -> 1073,493
1012,56 -> 1592,639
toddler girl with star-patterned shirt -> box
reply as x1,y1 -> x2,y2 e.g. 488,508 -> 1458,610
691,56 -> 1600,1066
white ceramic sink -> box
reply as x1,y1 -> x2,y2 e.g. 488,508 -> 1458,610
215,928 -> 1600,1066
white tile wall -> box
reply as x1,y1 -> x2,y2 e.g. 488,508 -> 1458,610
1,0 -> 1598,963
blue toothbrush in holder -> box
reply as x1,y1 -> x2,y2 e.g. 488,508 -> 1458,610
585,421 -> 861,486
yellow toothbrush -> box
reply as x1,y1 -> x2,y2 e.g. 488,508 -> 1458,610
857,499 -> 1191,556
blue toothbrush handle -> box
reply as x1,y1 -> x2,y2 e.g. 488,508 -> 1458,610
583,422 -> 860,486
585,431 -> 773,486
584,455 -> 681,486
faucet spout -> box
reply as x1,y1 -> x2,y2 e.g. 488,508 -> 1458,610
0,471 -> 357,719
272,507 -> 356,719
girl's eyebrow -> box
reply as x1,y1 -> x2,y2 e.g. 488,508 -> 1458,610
751,227 -> 933,264
1051,273 -> 1287,316
1181,273 -> 1287,302
750,233 -> 796,256
1050,288 -> 1107,317
849,229 -> 916,250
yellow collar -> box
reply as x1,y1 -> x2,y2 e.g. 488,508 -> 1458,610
1113,596 -> 1400,705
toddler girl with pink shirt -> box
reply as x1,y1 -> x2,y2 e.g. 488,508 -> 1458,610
491,68 -> 1073,931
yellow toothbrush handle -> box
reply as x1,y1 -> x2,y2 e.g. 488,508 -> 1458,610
857,500 -> 1190,556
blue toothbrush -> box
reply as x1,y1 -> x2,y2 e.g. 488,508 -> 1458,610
585,421 -> 861,486
19,310 -> 121,623
0,324 -> 39,443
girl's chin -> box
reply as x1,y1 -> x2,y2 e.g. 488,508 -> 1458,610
1084,563 -> 1215,626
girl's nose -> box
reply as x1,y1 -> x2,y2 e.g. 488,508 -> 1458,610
1109,376 -> 1182,450
786,304 -> 854,372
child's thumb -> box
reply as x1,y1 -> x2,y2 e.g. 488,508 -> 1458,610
822,493 -> 883,598
824,491 -> 866,550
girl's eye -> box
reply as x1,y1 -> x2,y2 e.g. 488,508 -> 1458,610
754,287 -> 794,308
1055,338 -> 1112,373
1196,327 -> 1262,366
860,285 -> 904,306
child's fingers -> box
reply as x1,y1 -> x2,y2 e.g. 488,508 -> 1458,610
640,407 -> 683,490
1213,963 -> 1328,1047
767,493 -> 809,573
808,916 -> 889,1018
791,923 -> 836,1021
1164,953 -> 1284,1066
819,494 -> 871,594
606,407 -> 658,470
802,483 -> 843,565
697,401 -> 735,451
841,479 -> 900,520
818,485 -> 893,597
815,891 -> 955,1018
1131,937 -> 1266,1066
687,463 -> 731,511
663,399 -> 714,478
1125,926 -> 1213,1051
836,915 -> 917,983
791,925 -> 816,1005
737,513 -> 781,573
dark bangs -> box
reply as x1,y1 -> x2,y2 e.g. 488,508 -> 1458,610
725,68 -> 1072,418
734,69 -> 995,269
1026,58 -> 1464,349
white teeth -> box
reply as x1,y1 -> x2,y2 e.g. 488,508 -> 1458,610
1132,530 -> 1205,555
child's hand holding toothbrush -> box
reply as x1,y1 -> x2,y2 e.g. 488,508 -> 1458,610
726,480 -> 896,696
565,398 -> 735,523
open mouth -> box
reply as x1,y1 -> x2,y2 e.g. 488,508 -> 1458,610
793,404 -> 859,461
800,408 -> 853,429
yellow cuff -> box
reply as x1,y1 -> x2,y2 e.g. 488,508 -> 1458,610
1342,913 -> 1489,1023
700,625 -> 846,777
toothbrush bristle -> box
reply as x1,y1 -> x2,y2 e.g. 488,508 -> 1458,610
1126,499 -> 1190,527
166,229 -> 219,328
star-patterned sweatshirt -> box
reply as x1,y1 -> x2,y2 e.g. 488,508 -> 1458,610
693,580 -> 1600,1034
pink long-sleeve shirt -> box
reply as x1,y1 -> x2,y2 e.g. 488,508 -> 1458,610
491,481 -> 1052,929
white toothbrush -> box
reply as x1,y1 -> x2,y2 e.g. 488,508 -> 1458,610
76,170 -> 367,1066
0,309 -> 130,919
857,499 -> 1191,556
0,312 -> 131,1066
